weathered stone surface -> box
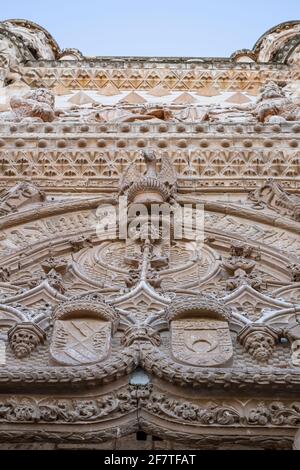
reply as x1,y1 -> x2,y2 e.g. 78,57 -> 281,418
0,18 -> 299,451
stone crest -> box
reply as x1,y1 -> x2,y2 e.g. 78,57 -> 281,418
50,318 -> 111,366
171,319 -> 233,367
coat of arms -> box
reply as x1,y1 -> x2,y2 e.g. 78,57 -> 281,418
50,319 -> 111,366
171,319 -> 233,367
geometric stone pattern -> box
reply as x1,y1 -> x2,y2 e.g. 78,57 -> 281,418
0,18 -> 300,450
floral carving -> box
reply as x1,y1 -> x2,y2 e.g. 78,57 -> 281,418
0,392 -> 135,423
145,393 -> 300,427
248,402 -> 300,426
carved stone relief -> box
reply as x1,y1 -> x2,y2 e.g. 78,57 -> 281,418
171,318 -> 233,367
0,18 -> 299,450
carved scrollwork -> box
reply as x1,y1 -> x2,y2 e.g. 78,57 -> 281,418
0,392 -> 135,424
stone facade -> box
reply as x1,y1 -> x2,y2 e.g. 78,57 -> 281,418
0,19 -> 300,450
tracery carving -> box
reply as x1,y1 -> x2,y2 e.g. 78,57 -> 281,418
0,18 -> 299,450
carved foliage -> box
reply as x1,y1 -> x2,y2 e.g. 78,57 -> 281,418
0,391 -> 135,424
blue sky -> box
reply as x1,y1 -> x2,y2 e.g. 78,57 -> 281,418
1,0 -> 299,57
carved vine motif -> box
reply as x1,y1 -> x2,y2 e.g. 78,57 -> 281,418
0,391 -> 135,423
248,402 -> 300,426
143,392 -> 300,428
0,389 -> 299,428
145,394 -> 240,425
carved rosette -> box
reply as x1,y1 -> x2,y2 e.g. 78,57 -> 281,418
8,322 -> 46,359
238,325 -> 279,364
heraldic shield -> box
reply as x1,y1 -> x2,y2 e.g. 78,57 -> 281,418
50,319 -> 111,366
171,319 -> 233,367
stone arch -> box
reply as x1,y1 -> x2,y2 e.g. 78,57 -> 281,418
252,20 -> 300,63
2,18 -> 60,59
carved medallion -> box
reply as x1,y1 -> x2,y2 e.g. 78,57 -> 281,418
171,319 -> 233,367
50,319 -> 111,366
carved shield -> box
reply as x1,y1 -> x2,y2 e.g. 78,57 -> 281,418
171,319 -> 233,367
50,319 -> 111,366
